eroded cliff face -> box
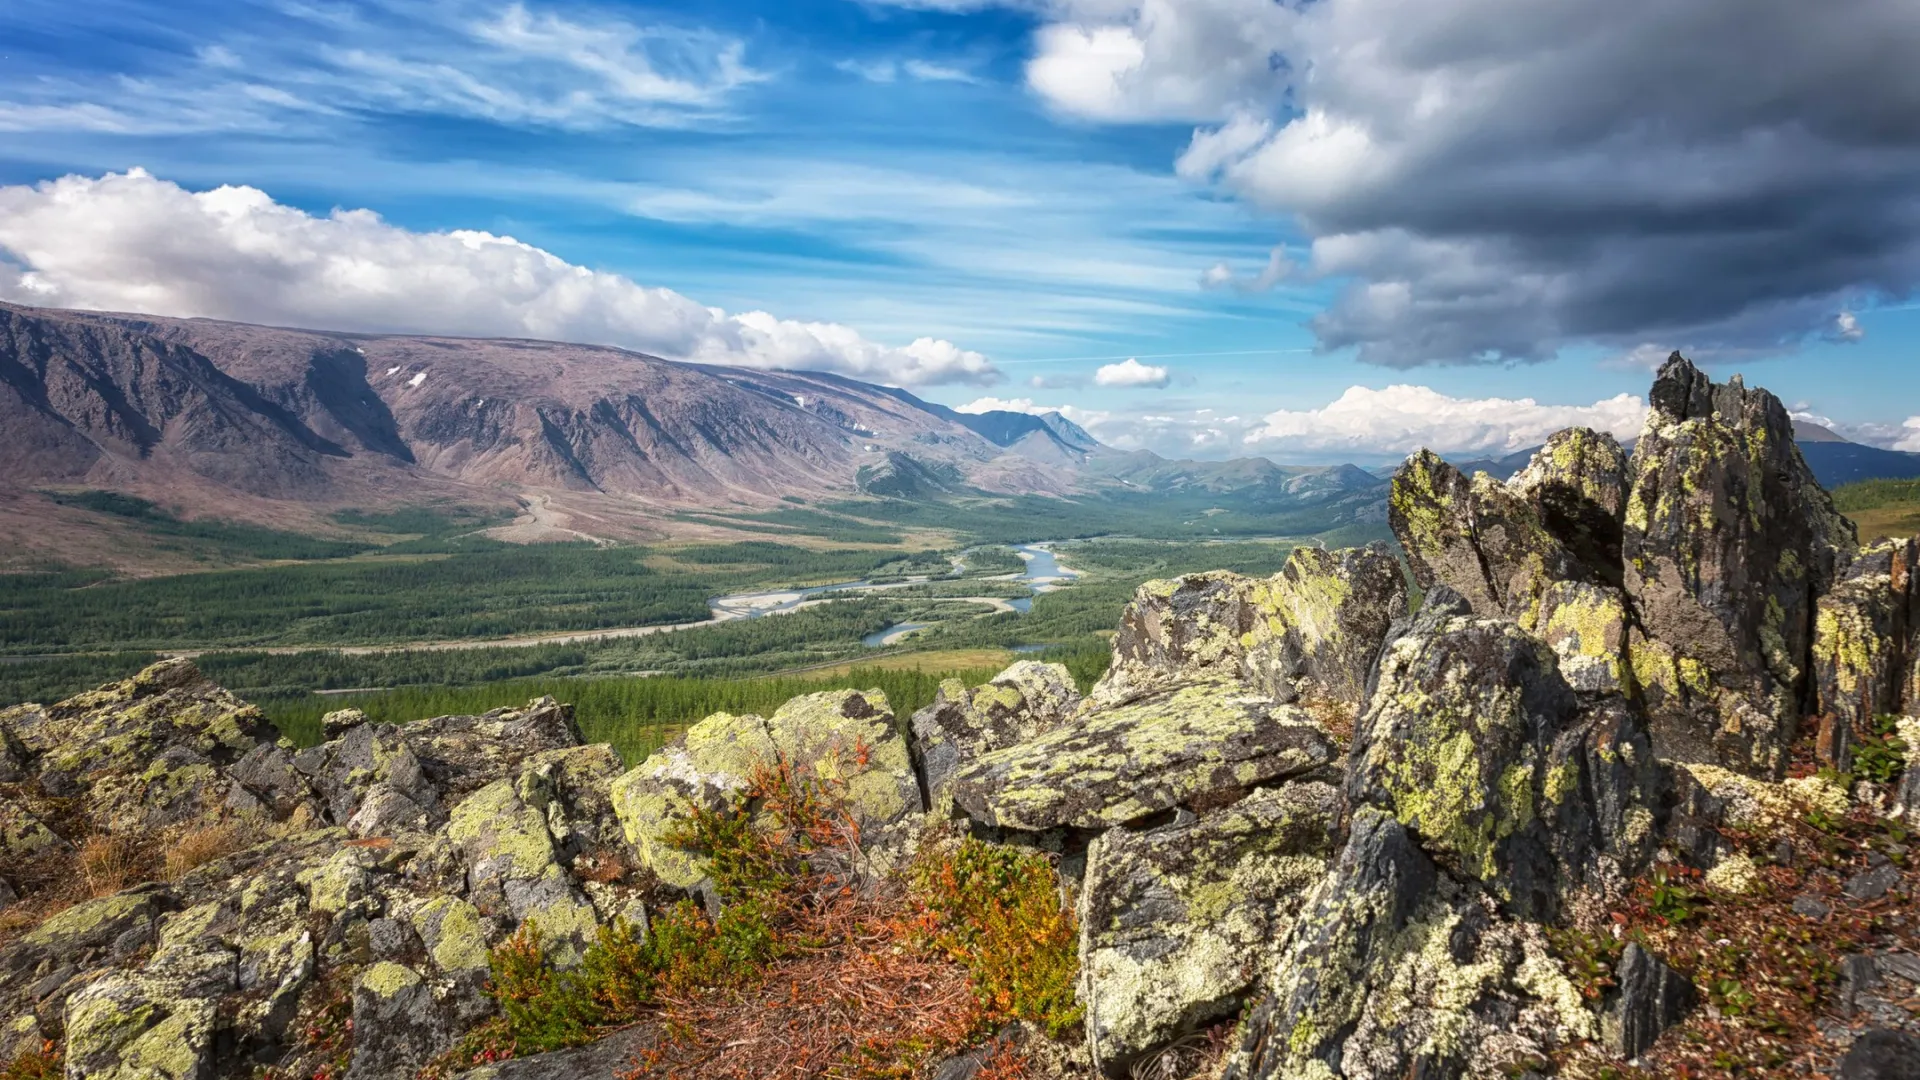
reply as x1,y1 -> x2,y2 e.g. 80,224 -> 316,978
4,355 -> 1918,1080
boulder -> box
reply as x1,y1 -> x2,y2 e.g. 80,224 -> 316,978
611,689 -> 919,892
1602,943 -> 1697,1060
911,662 -> 1082,814
1624,354 -> 1857,775
348,962 -> 456,1080
1348,607 -> 1660,918
1840,1029 -> 1920,1080
948,681 -> 1338,832
1223,810 -> 1595,1080
427,779 -> 601,966
1095,544 -> 1408,724
1078,783 -> 1340,1073
1814,538 -> 1919,759
293,722 -> 440,835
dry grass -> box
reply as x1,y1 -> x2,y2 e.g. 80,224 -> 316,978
1846,504 -> 1920,543
78,833 -> 149,897
164,820 -> 254,880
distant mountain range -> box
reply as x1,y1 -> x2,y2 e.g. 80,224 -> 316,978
0,302 -> 1385,550
1425,421 -> 1920,490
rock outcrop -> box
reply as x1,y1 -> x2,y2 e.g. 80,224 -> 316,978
1393,356 -> 1860,776
3,356 -> 1916,1080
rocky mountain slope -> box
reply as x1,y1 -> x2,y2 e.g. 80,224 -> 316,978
0,302 -> 1382,538
3,354 -> 1917,1080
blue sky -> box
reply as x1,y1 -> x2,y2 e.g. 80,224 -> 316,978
2,0 -> 1917,463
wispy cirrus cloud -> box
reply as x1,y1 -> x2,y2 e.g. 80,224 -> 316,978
0,0 -> 764,134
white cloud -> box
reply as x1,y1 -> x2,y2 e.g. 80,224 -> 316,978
903,60 -> 979,83
1199,245 -> 1292,293
1026,0 -> 1295,122
1897,418 -> 1920,453
0,170 -> 999,387
1093,357 -> 1171,388
1831,311 -> 1865,343
1246,385 -> 1651,458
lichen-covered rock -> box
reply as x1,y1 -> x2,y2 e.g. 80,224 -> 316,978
949,681 -> 1337,832
349,962 -> 457,1080
293,722 -> 442,835
0,658 -> 275,831
64,971 -> 220,1080
1814,538 -> 1919,749
1349,606 -> 1661,918
427,779 -> 601,967
611,688 -> 917,891
911,662 -> 1082,814
1390,451 -> 1585,626
1078,783 -> 1340,1073
1391,438 -> 1635,696
1624,354 -> 1857,775
1095,545 -> 1408,723
393,697 -> 583,806
0,795 -> 64,859
1508,427 -> 1631,575
1224,811 -> 1595,1080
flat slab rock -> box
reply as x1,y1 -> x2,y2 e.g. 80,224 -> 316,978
947,681 -> 1337,831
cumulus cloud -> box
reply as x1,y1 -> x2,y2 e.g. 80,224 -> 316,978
1026,0 -> 1293,122
1831,311 -> 1866,343
1897,418 -> 1920,453
1245,385 -> 1650,458
1025,0 -> 1920,367
1093,357 -> 1171,388
0,170 -> 999,386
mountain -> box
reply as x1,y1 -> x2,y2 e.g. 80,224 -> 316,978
0,302 -> 1387,553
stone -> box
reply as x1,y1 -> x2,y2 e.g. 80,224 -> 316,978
1223,811 -> 1595,1080
293,722 -> 442,831
1390,436 -> 1636,696
611,689 -> 919,891
349,962 -> 454,1080
1845,863 -> 1902,902
431,779 -> 601,967
1624,354 -> 1857,776
949,681 -> 1337,832
1792,894 -> 1832,920
64,972 -> 220,1080
1603,943 -> 1697,1060
1095,544 -> 1408,725
1814,538 -> 1920,751
322,708 -> 370,740
1840,1029 -> 1920,1080
1349,608 -> 1660,918
447,1025 -> 657,1080
1078,783 -> 1340,1073
911,662 -> 1082,813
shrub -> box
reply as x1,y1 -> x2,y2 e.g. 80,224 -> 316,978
910,839 -> 1084,1036
0,1044 -> 60,1080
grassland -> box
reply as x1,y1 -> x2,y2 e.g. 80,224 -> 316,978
1834,478 -> 1920,541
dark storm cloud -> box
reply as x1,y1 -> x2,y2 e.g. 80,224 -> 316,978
1155,0 -> 1920,366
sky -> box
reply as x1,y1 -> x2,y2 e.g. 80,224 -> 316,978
1,0 -> 1918,464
